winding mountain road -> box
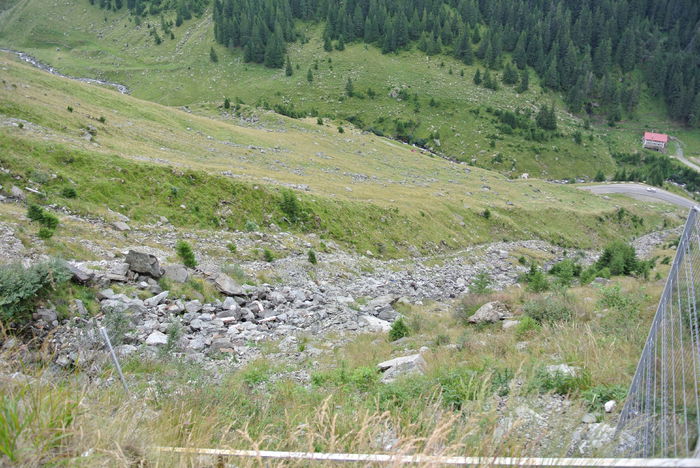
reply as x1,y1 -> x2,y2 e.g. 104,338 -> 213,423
579,183 -> 697,209
669,137 -> 700,173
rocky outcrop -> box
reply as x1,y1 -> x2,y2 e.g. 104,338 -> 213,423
212,273 -> 244,296
125,250 -> 162,278
377,352 -> 427,383
468,301 -> 510,324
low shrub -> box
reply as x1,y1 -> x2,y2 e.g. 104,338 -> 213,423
515,315 -> 541,338
226,242 -> 237,254
522,264 -> 549,292
61,187 -> 77,199
244,220 -> 259,232
37,227 -> 55,239
175,240 -> 197,268
469,271 -> 492,294
263,248 -> 275,262
26,205 -> 59,233
307,249 -> 317,264
523,293 -> 575,324
549,259 -> 581,287
0,259 -> 72,326
533,366 -> 591,395
582,384 -> 628,410
388,317 -> 410,341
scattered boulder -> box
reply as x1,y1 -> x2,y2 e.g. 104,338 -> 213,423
10,186 -> 25,200
468,301 -> 510,324
184,300 -> 203,314
144,291 -> 169,307
546,364 -> 579,377
502,319 -> 519,330
377,353 -> 427,383
604,400 -> 617,413
213,273 -> 244,296
113,221 -> 131,232
125,250 -> 163,278
360,315 -> 391,332
145,330 -> 168,346
67,263 -> 93,284
163,264 -> 189,283
33,308 -> 57,323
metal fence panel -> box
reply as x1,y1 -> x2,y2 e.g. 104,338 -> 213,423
617,208 -> 700,458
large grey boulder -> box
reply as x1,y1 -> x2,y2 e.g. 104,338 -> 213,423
163,264 -> 189,283
125,250 -> 163,278
67,263 -> 94,284
213,273 -> 244,296
377,353 -> 427,383
468,301 -> 510,324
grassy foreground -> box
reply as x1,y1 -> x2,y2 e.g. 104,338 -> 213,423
0,268 -> 667,465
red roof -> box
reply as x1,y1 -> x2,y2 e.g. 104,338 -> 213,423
644,132 -> 668,143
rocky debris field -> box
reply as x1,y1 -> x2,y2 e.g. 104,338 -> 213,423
0,186 -> 679,374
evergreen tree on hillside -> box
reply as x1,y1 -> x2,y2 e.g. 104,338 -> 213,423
285,56 -> 293,76
210,46 -> 218,63
473,68 -> 482,85
516,68 -> 529,93
345,77 -> 354,97
536,105 -> 557,131
264,24 -> 285,68
502,62 -> 518,85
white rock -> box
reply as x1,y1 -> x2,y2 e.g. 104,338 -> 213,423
502,319 -> 520,330
145,330 -> 168,346
604,400 -> 617,413
546,364 -> 579,377
377,353 -> 427,383
360,315 -> 391,332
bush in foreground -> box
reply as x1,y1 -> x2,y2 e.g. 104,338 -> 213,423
0,259 -> 72,326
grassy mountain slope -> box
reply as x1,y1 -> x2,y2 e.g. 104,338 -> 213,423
3,0 -> 697,179
0,53 -> 682,257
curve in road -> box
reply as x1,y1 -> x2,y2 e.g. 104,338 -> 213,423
579,183 -> 697,210
669,137 -> 700,173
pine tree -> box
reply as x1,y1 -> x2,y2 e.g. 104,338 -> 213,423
536,104 -> 557,131
473,68 -> 482,85
285,56 -> 293,76
513,31 -> 527,69
543,56 -> 560,89
336,35 -> 345,51
516,68 -> 529,93
502,62 -> 518,85
690,93 -> 700,127
210,46 -> 218,63
345,77 -> 354,97
307,68 -> 313,83
323,32 -> 333,52
264,25 -> 285,68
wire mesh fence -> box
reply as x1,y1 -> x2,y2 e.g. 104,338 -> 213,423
616,207 -> 700,458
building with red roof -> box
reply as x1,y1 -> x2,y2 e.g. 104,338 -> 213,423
642,132 -> 669,151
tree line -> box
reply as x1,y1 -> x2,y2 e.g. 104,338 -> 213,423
92,0 -> 700,126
